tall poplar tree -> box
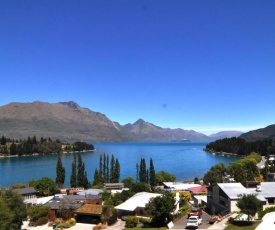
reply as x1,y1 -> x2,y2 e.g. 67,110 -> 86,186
149,158 -> 156,186
56,155 -> 65,188
77,153 -> 89,188
113,158 -> 120,183
139,158 -> 147,183
70,154 -> 77,188
110,155 -> 115,183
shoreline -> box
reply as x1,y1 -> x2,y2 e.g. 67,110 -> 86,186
0,149 -> 95,158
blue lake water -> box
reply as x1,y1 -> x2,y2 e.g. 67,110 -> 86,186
0,142 -> 237,188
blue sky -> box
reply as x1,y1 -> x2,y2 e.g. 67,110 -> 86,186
1,1 -> 275,135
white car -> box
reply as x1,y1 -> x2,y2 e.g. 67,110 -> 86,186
186,216 -> 202,229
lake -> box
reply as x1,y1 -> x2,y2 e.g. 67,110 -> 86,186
0,142 -> 237,188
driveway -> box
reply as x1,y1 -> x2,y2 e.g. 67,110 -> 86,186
172,211 -> 212,229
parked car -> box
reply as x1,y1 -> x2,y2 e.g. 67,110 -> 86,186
186,216 -> 202,229
187,208 -> 203,218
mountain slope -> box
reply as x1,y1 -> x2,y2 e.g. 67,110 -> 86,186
0,101 -> 136,142
240,124 -> 275,141
123,119 -> 209,142
208,131 -> 243,141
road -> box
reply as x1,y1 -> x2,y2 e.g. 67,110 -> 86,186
172,211 -> 212,229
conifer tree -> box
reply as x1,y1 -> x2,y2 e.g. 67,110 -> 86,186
56,155 -> 65,188
70,154 -> 77,187
139,158 -> 147,183
113,158 -> 120,183
149,158 -> 156,186
110,154 -> 115,183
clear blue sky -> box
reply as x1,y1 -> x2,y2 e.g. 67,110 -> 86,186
1,1 -> 275,135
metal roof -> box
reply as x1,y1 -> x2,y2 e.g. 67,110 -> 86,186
115,192 -> 162,211
217,183 -> 250,199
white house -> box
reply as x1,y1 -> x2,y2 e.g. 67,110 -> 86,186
115,192 -> 162,217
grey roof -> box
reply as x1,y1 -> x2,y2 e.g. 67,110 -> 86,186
217,183 -> 250,199
13,187 -> 37,195
77,189 -> 103,196
247,182 -> 275,198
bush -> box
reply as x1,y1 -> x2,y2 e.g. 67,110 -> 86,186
125,216 -> 139,228
258,206 -> 275,219
57,222 -> 71,228
65,217 -> 76,226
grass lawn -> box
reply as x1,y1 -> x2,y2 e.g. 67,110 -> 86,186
224,221 -> 260,230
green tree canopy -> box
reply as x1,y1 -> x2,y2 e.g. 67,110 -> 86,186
236,194 -> 262,220
33,177 -> 58,196
122,176 -> 135,188
155,170 -> 176,185
145,192 -> 175,227
27,205 -> 50,222
0,189 -> 27,230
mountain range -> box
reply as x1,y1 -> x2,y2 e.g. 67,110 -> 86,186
0,101 -> 246,142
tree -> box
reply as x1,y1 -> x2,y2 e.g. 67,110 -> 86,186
149,158 -> 156,186
139,158 -> 147,183
203,163 -> 226,185
236,194 -> 262,220
70,154 -> 77,188
122,176 -> 135,188
156,170 -> 176,185
56,155 -> 65,188
0,196 -> 14,230
110,154 -> 115,183
77,153 -> 89,188
113,158 -> 120,183
145,192 -> 175,227
33,177 -> 57,196
1,189 -> 27,230
1,135 -> 6,145
27,205 -> 50,222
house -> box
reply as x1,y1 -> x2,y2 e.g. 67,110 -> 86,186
163,182 -> 201,192
115,192 -> 162,217
13,187 -> 37,205
207,182 -> 275,215
74,204 -> 103,224
188,185 -> 208,207
104,183 -> 124,190
44,194 -> 102,221
207,183 -> 252,215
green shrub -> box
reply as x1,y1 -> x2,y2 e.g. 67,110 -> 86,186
258,206 -> 275,219
57,222 -> 71,228
125,216 -> 139,228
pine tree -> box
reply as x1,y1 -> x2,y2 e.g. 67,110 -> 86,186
56,155 -> 66,188
70,154 -> 77,187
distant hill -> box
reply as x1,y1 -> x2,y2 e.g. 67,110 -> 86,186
0,101 -> 251,142
208,131 -> 243,141
123,119 -> 210,142
0,101 -> 136,142
240,124 -> 275,141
